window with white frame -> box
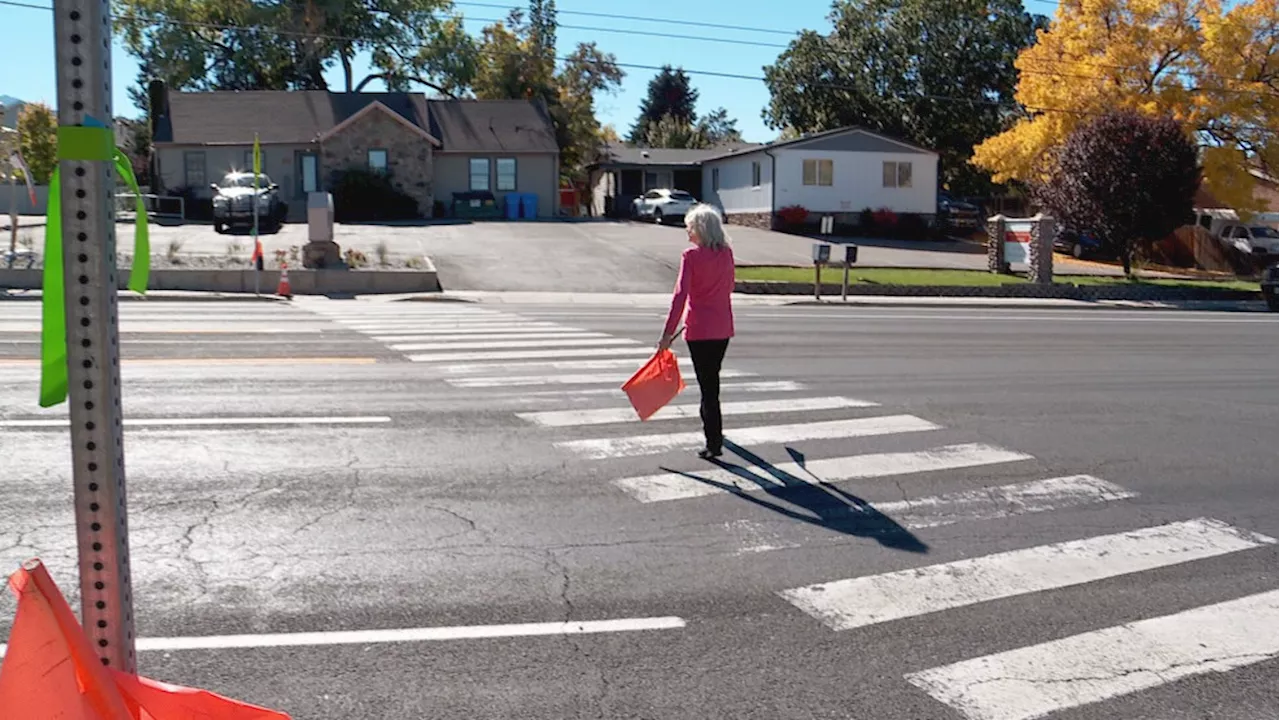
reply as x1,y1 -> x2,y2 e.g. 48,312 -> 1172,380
802,158 -> 833,186
368,149 -> 388,173
711,167 -> 720,191
751,161 -> 761,187
469,158 -> 490,191
496,158 -> 517,191
883,161 -> 912,188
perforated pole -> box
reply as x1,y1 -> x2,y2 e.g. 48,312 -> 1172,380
54,0 -> 137,671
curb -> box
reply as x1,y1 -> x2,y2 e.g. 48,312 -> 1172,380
778,297 -> 1267,312
734,280 -> 1262,303
1,290 -> 292,302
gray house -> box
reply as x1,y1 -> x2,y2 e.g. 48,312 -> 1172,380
149,84 -> 561,218
585,143 -> 759,218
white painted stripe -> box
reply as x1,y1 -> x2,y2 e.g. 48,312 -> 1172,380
408,347 -> 654,363
358,324 -> 567,334
558,415 -> 941,459
780,518 -> 1276,632
449,368 -> 753,388
519,381 -> 806,398
436,357 -> 692,375
0,616 -> 686,657
905,591 -> 1280,720
730,476 -> 1135,554
339,318 -> 536,327
0,416 -> 392,428
519,396 -> 878,428
390,337 -> 641,352
371,329 -> 590,341
614,443 -> 1034,503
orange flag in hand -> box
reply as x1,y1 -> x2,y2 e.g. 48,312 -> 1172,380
0,559 -> 291,720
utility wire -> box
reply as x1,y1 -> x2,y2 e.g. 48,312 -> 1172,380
2,0 -> 1274,113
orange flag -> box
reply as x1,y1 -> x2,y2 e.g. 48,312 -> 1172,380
0,560 -> 291,720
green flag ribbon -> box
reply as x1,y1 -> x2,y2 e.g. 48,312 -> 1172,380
38,125 -> 150,408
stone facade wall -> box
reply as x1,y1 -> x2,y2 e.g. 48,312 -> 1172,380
1028,215 -> 1056,284
321,110 -> 434,215
987,214 -> 1007,273
726,211 -> 774,230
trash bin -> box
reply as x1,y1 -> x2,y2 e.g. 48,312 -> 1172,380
504,193 -> 521,220
520,193 -> 538,219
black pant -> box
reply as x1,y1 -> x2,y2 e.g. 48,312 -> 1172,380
687,338 -> 730,451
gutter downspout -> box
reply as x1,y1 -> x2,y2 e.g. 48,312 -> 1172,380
763,147 -> 777,230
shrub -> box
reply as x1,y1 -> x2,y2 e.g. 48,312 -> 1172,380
330,168 -> 421,223
170,185 -> 212,221
344,248 -> 369,268
872,207 -> 898,229
432,200 -> 447,219
896,214 -> 930,239
776,205 -> 809,226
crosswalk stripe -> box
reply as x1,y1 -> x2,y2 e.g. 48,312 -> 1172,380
613,443 -> 1034,503
357,325 -> 568,335
449,369 -> 753,388
730,476 -> 1135,554
1,416 -> 392,428
779,517 -> 1276,633
408,347 -> 653,363
371,329 -> 590,341
905,590 -> 1280,720
557,415 -> 941,460
516,381 -> 807,398
390,337 -> 641,352
435,358 -> 683,375
346,322 -> 554,331
518,396 -> 878,428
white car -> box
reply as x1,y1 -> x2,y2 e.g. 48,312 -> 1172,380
632,189 -> 697,224
1218,223 -> 1280,256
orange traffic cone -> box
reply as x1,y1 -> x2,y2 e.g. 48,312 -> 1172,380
276,262 -> 293,299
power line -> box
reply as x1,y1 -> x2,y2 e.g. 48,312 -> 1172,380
2,0 -> 1274,113
452,0 -> 801,36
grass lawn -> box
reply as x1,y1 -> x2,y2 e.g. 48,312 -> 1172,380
735,266 -> 1257,292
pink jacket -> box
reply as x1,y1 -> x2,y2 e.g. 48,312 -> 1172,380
663,244 -> 735,341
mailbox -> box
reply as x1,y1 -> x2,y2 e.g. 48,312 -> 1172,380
812,243 -> 831,264
845,244 -> 858,265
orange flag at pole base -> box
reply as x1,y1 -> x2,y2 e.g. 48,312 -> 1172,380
0,559 -> 291,720
621,349 -> 686,421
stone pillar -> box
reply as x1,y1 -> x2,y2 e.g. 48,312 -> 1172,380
1028,213 -> 1056,284
987,214 -> 1008,274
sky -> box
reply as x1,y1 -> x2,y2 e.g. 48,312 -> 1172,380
0,0 -> 856,143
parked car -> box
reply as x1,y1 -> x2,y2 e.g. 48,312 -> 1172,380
1262,263 -> 1278,312
632,189 -> 697,225
1218,223 -> 1280,256
211,172 -> 284,234
1052,229 -> 1107,259
936,192 -> 981,232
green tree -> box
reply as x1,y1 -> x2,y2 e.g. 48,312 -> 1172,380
115,0 -> 475,97
17,103 -> 56,185
762,0 -> 1045,195
629,66 -> 698,143
472,3 -> 623,179
643,114 -> 709,149
1031,110 -> 1200,276
699,107 -> 743,145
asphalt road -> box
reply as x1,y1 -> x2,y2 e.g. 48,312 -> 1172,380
0,298 -> 1276,720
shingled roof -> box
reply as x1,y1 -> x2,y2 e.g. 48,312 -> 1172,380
153,90 -> 558,153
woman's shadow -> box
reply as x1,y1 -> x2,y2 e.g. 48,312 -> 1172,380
661,440 -> 929,554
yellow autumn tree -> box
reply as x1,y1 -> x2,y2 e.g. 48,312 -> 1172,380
972,0 -> 1278,212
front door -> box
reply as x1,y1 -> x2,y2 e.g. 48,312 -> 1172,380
298,152 -> 319,199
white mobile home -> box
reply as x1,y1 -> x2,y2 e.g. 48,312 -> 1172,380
700,127 -> 939,229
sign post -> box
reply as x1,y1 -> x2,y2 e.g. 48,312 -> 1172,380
53,0 -> 137,672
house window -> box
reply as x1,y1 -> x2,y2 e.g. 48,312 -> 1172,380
368,149 -> 388,174
711,167 -> 720,191
883,161 -> 913,188
184,151 -> 206,186
803,158 -> 833,186
469,158 -> 490,191
751,161 -> 761,187
496,158 -> 517,191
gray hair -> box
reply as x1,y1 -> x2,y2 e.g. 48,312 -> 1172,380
684,203 -> 729,250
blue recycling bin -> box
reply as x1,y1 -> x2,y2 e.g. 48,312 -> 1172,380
520,193 -> 538,219
504,193 -> 521,220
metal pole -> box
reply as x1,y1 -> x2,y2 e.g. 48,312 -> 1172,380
842,259 -> 849,302
8,173 -> 16,269
54,0 -> 136,671
814,261 -> 821,301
